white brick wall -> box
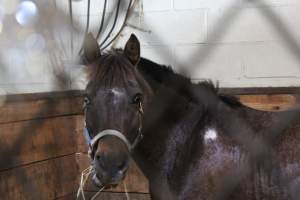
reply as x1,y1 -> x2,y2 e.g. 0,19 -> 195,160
208,6 -> 300,43
1,0 -> 300,94
141,10 -> 207,45
174,43 -> 243,81
116,0 -> 300,88
142,45 -> 175,66
142,0 -> 173,12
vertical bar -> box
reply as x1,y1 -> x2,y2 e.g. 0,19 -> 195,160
68,0 -> 74,57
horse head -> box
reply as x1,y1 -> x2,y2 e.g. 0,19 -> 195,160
83,33 -> 152,187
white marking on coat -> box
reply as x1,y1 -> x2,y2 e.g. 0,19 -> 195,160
204,128 -> 218,142
111,88 -> 124,97
109,88 -> 125,106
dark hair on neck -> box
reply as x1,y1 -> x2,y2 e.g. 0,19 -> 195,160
137,57 -> 242,108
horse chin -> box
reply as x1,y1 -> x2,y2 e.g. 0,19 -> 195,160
92,173 -> 125,189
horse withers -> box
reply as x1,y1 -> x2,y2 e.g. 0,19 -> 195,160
82,33 -> 300,200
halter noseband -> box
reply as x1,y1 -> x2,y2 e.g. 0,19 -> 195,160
83,102 -> 144,159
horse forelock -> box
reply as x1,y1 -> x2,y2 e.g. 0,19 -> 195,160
86,50 -> 152,97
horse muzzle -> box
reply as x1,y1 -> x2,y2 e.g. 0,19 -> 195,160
92,164 -> 128,188
90,130 -> 130,188
82,128 -> 143,188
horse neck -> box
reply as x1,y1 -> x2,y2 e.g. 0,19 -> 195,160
220,103 -> 299,142
133,84 -> 209,181
137,58 -> 192,93
137,57 -> 220,109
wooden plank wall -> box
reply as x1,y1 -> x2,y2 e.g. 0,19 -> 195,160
0,91 -> 83,200
0,91 -> 299,200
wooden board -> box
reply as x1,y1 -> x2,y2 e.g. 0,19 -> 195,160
1,94 -> 296,125
0,97 -> 83,124
220,87 -> 300,95
56,192 -> 151,200
238,94 -> 300,111
74,115 -> 88,153
54,193 -> 76,200
0,155 -> 78,200
1,90 -> 83,103
0,91 -> 299,200
0,115 -> 81,170
75,192 -> 151,200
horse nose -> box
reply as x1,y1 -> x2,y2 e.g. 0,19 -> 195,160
94,150 -> 129,173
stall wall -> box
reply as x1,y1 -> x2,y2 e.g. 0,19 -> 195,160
0,0 -> 300,93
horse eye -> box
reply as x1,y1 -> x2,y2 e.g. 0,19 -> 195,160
84,97 -> 91,107
132,93 -> 143,104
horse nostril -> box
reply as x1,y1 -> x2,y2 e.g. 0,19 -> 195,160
95,154 -> 101,161
118,160 -> 129,172
94,152 -> 105,168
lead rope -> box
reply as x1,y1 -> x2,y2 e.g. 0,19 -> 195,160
91,186 -> 105,200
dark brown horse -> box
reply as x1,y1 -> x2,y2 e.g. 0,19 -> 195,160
82,33 -> 300,200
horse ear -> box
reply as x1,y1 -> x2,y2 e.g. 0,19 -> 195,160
83,33 -> 101,64
124,34 -> 140,66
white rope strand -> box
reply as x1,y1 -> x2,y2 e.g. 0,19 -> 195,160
91,186 -> 105,200
124,181 -> 130,200
76,166 -> 93,200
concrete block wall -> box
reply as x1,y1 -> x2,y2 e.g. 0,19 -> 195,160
1,0 -> 300,94
69,0 -> 300,89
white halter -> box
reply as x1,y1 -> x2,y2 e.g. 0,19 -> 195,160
90,129 -> 131,150
83,102 -> 144,159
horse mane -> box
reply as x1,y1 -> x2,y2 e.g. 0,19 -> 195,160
138,57 -> 242,108
87,49 -> 242,108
